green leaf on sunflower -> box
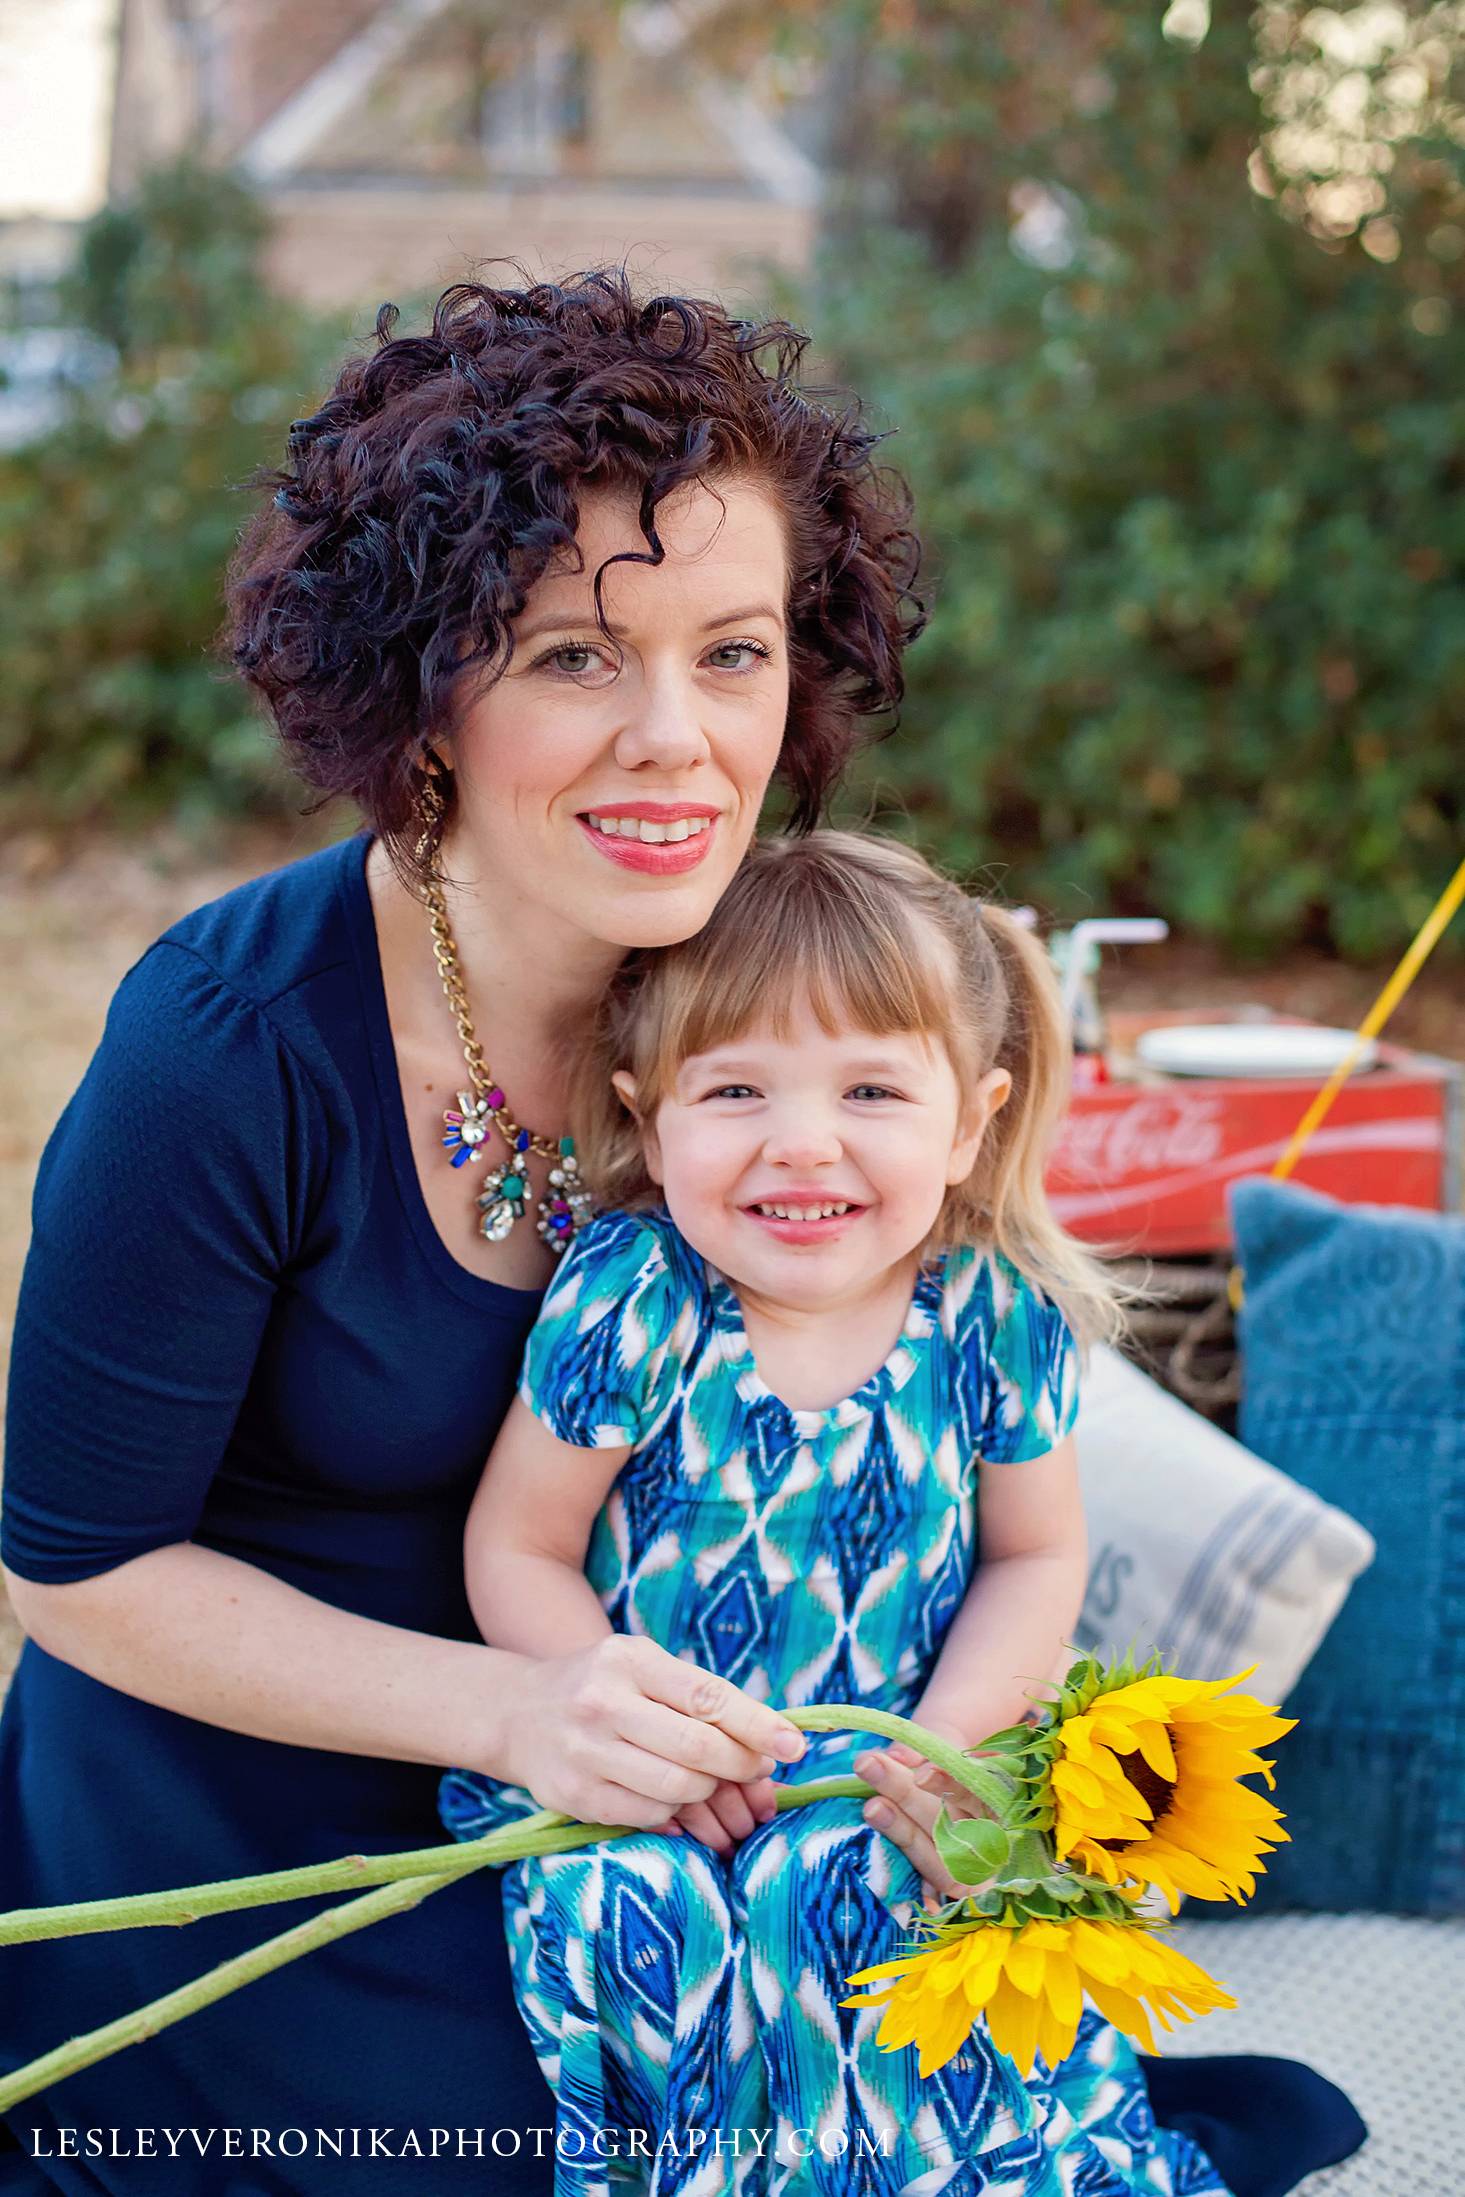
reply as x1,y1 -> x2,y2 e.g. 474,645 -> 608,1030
933,1810 -> 1011,1884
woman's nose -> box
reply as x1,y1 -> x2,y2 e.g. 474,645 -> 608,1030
612,669 -> 711,773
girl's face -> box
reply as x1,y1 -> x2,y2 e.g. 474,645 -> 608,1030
442,475 -> 791,952
616,995 -> 1012,1313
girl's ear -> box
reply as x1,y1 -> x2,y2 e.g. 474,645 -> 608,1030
611,1070 -> 640,1117
946,1067 -> 1012,1186
612,1069 -> 664,1184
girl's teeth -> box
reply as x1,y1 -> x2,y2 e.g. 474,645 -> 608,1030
586,814 -> 713,843
756,1202 -> 851,1221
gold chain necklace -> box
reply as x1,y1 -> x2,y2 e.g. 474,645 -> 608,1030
419,820 -> 593,1255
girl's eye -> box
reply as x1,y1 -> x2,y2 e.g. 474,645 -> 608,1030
705,639 -> 772,673
703,1083 -> 757,1100
849,1084 -> 901,1102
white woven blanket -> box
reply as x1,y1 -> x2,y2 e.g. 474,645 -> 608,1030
1165,1913 -> 1464,2195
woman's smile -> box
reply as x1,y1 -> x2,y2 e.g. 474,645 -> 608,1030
576,800 -> 721,875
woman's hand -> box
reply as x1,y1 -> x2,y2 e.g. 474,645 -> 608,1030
856,1726 -> 993,1912
501,1634 -> 805,1829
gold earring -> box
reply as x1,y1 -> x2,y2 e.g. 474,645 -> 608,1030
412,754 -> 448,872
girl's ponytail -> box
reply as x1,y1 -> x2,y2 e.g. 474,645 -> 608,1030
964,903 -> 1128,1355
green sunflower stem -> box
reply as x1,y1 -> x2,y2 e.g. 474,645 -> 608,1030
0,1869 -> 485,2117
0,1811 -> 608,1946
0,1705 -> 994,2112
785,1704 -> 1023,1822
0,1781 -> 874,1950
1002,1829 -> 1056,1883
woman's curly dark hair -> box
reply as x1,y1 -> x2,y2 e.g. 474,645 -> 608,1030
224,265 -> 925,888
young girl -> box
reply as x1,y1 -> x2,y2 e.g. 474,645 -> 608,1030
439,832 -> 1228,2197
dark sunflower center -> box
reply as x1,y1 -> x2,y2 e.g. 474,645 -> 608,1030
1094,1749 -> 1177,1851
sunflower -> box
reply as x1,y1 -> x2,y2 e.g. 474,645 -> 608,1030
843,1915 -> 1236,2078
1048,1663 -> 1295,1912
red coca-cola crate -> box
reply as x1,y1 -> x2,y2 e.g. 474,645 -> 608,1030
1046,1009 -> 1464,1257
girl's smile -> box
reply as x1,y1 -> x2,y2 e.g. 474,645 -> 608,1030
739,1191 -> 869,1247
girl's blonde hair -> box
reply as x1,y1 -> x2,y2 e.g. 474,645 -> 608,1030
574,829 -> 1126,1355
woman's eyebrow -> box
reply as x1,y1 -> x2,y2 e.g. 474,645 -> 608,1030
512,602 -> 784,647
697,603 -> 784,631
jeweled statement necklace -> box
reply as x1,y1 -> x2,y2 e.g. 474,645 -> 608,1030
424,872 -> 593,1254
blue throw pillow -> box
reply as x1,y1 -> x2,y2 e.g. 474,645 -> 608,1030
1222,1175 -> 1464,1915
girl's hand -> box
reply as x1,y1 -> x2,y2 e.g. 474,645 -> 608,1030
669,1774 -> 782,1856
502,1634 -> 805,1829
855,1732 -> 993,1913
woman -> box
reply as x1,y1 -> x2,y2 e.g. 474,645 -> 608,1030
0,271 -> 1358,2197
0,270 -> 926,2193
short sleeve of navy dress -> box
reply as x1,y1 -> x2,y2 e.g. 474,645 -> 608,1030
0,832 -> 559,2194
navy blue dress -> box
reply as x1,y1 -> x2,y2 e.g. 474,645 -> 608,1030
0,831 -> 558,2193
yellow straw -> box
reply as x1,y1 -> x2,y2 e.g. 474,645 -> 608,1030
1227,852 -> 1465,1314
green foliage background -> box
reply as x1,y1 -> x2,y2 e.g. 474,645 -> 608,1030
2,4 -> 1463,958
797,1 -> 1465,958
0,164 -> 346,830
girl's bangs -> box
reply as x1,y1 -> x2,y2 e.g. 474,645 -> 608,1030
649,888 -> 958,1084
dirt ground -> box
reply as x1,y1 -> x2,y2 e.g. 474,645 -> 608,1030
2,825 -> 1462,1699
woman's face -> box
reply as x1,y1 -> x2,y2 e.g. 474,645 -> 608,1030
444,475 -> 791,951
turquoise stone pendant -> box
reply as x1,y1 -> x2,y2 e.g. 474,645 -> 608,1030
476,1129 -> 532,1243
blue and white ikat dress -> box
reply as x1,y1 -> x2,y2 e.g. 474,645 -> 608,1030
439,1208 -> 1229,2197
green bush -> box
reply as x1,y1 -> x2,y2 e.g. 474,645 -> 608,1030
0,162 -> 345,831
799,2 -> 1465,958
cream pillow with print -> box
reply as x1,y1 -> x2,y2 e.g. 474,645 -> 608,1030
1069,1345 -> 1375,1706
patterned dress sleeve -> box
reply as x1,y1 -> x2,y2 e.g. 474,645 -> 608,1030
1,943 -> 326,1583
952,1248 -> 1082,1464
517,1210 -> 691,1449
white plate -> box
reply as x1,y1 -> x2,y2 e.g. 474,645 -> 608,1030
1134,1023 -> 1379,1080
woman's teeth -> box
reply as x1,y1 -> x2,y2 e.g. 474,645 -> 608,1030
585,814 -> 714,844
753,1202 -> 852,1220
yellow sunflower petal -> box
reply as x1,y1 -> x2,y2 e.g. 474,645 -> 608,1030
1039,1948 -> 1084,2032
987,1967 -> 1045,2076
1132,1718 -> 1177,1782
1082,1977 -> 1160,2055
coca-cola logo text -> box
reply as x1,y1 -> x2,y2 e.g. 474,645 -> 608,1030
1052,1095 -> 1228,1182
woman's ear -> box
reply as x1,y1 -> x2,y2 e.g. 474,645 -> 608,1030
612,1070 -> 663,1183
945,1067 -> 1013,1186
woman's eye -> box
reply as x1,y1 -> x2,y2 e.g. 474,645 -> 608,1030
533,640 -> 616,680
705,639 -> 772,673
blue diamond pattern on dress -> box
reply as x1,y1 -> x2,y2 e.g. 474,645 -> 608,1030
607,1877 -> 681,2030
918,1523 -> 972,1670
693,1563 -> 767,1686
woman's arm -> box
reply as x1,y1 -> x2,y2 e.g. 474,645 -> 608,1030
461,1394 -> 629,1658
4,1545 -> 507,1770
4,1547 -> 804,1829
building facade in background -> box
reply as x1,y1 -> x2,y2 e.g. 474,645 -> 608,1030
103,0 -> 819,306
